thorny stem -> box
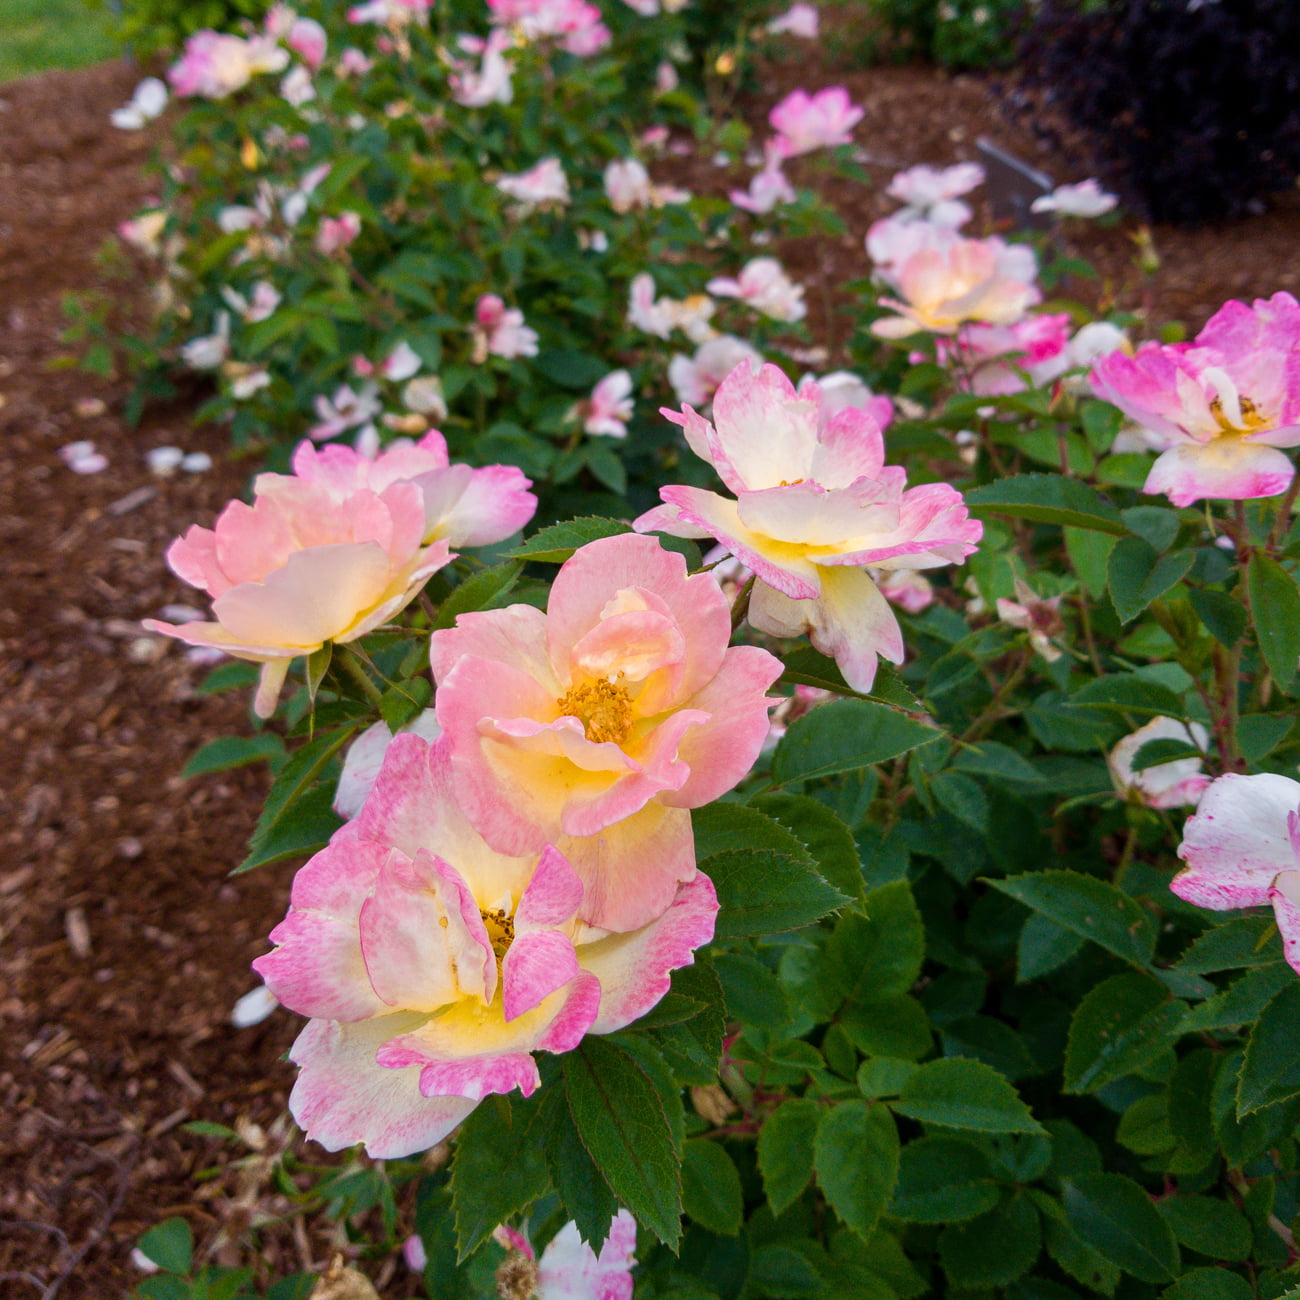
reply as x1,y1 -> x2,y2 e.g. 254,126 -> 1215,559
956,649 -> 1034,746
1265,475 -> 1300,553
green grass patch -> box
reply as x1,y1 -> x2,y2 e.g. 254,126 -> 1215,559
0,0 -> 120,83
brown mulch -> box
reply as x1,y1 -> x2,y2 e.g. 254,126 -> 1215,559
1,44 -> 1297,1299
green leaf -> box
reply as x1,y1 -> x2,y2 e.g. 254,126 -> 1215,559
964,474 -> 1127,535
1108,536 -> 1196,623
778,647 -> 925,712
892,1057 -> 1043,1133
814,1100 -> 900,1241
181,733 -> 285,778
754,794 -> 865,907
715,951 -> 790,1030
692,801 -> 811,863
1188,587 -> 1247,647
1064,972 -> 1185,1093
747,1244 -> 824,1298
1066,525 -> 1119,598
450,1095 -> 549,1258
1248,551 -> 1300,689
939,1194 -> 1041,1288
1035,1190 -> 1120,1296
1122,506 -> 1182,552
432,561 -> 524,631
508,516 -> 630,563
1182,961 -> 1293,1033
889,1136 -> 1000,1223
989,869 -> 1157,967
857,1057 -> 920,1099
377,676 -> 433,733
1017,912 -> 1085,982
826,881 -> 925,1003
649,961 -> 726,1084
1071,672 -> 1186,718
137,1218 -> 194,1274
705,848 -> 847,938
1156,1196 -> 1252,1261
1176,914 -> 1280,973
542,1087 -> 618,1250
681,1139 -> 743,1235
1238,713 -> 1294,763
758,1097 -> 820,1216
235,783 -> 343,873
1159,1268 -> 1254,1300
1237,981 -> 1300,1115
305,642 -> 332,705
1129,737 -> 1203,771
839,995 -> 933,1061
1061,1173 -> 1180,1284
239,727 -> 354,869
770,699 -> 939,787
562,1037 -> 683,1248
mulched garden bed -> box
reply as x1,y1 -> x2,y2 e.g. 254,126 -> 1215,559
2,46 -> 1296,1298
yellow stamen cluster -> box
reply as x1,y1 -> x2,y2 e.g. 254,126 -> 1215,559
480,908 -> 515,962
555,677 -> 633,745
1209,392 -> 1268,435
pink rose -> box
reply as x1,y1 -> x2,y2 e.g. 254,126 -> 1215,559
768,86 -> 862,157
1174,772 -> 1300,974
144,434 -> 534,716
636,363 -> 981,694
431,533 -> 782,931
253,735 -> 717,1156
494,1210 -> 637,1299
1090,292 -> 1300,507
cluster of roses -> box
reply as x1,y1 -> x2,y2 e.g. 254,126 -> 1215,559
145,363 -> 984,1154
865,161 -> 1124,397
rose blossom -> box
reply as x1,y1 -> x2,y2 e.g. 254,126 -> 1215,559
996,578 -> 1065,662
1031,179 -> 1118,219
449,30 -> 514,106
797,371 -> 894,431
1173,772 -> 1300,975
496,157 -> 570,208
110,77 -> 168,130
936,313 -> 1073,396
766,3 -> 819,38
576,370 -> 635,438
1089,292 -> 1300,507
636,363 -> 982,693
872,236 -> 1041,338
1108,716 -> 1210,810
603,158 -> 690,214
768,86 -> 863,157
254,734 -> 718,1155
667,336 -> 762,408
627,274 -> 716,343
431,533 -> 782,931
144,433 -> 534,716
316,212 -> 362,256
168,30 -> 288,99
706,257 -> 806,323
472,294 -> 540,362
494,1211 -> 637,1300
729,158 -> 796,215
886,161 -> 984,226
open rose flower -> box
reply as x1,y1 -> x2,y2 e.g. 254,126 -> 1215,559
254,734 -> 717,1156
494,1211 -> 637,1300
768,86 -> 862,157
145,434 -> 534,717
707,257 -> 806,323
636,363 -> 981,694
872,236 -> 1041,338
1174,772 -> 1300,975
431,533 -> 781,931
1089,292 -> 1300,507
168,30 -> 288,99
886,161 -> 984,226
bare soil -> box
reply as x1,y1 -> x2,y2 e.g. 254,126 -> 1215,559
1,45 -> 1297,1298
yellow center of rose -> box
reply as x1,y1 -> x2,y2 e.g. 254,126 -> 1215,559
1209,392 -> 1269,435
555,676 -> 633,745
480,908 -> 515,962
